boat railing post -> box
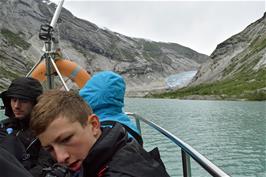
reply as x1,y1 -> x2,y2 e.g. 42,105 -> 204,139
182,150 -> 192,177
135,118 -> 142,135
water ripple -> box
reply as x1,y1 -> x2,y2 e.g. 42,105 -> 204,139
125,98 -> 266,177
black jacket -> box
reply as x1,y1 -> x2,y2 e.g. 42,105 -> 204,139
81,123 -> 170,177
0,118 -> 55,177
0,77 -> 54,177
0,147 -> 34,177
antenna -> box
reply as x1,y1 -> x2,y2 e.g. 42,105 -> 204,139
50,0 -> 65,28
27,0 -> 69,91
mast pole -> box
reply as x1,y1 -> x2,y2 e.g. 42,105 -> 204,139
50,0 -> 65,28
45,0 -> 65,89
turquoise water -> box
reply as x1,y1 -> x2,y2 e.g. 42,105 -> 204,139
125,98 -> 266,177
1,99 -> 265,176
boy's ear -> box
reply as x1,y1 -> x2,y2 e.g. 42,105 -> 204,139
87,114 -> 101,137
88,114 -> 100,129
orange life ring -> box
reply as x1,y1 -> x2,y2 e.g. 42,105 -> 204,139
31,59 -> 90,88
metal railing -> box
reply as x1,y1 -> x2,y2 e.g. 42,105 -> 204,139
126,112 -> 230,177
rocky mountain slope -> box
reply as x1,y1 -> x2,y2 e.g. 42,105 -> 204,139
191,12 -> 266,85
0,0 -> 209,93
152,12 -> 266,100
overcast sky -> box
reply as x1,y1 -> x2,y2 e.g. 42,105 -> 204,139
51,0 -> 265,55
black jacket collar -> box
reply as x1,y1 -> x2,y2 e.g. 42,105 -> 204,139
82,123 -> 127,176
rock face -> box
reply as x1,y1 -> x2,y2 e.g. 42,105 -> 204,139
0,0 -> 209,92
191,12 -> 266,86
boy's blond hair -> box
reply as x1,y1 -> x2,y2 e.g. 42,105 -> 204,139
30,90 -> 93,136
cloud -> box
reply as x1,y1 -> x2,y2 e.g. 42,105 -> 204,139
51,0 -> 265,55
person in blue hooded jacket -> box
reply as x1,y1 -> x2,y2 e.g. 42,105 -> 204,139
79,71 -> 143,145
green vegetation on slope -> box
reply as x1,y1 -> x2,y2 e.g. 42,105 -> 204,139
149,68 -> 266,101
224,34 -> 266,76
1,28 -> 31,50
151,33 -> 266,101
142,41 -> 162,59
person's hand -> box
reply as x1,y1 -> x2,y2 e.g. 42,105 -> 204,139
42,164 -> 71,177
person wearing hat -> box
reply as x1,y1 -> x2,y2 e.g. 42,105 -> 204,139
0,77 -> 43,122
0,77 -> 54,177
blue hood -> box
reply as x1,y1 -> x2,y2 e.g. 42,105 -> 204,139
79,71 -> 140,135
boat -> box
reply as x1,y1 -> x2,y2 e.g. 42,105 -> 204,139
2,0 -> 230,176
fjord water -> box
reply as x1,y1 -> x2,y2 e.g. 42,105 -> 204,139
0,99 -> 265,176
125,98 -> 266,177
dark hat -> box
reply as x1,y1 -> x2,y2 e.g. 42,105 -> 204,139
0,77 -> 43,117
1,77 -> 43,101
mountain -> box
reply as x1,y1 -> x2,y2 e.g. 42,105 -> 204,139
192,13 -> 266,84
0,0 -> 209,93
151,12 -> 266,100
